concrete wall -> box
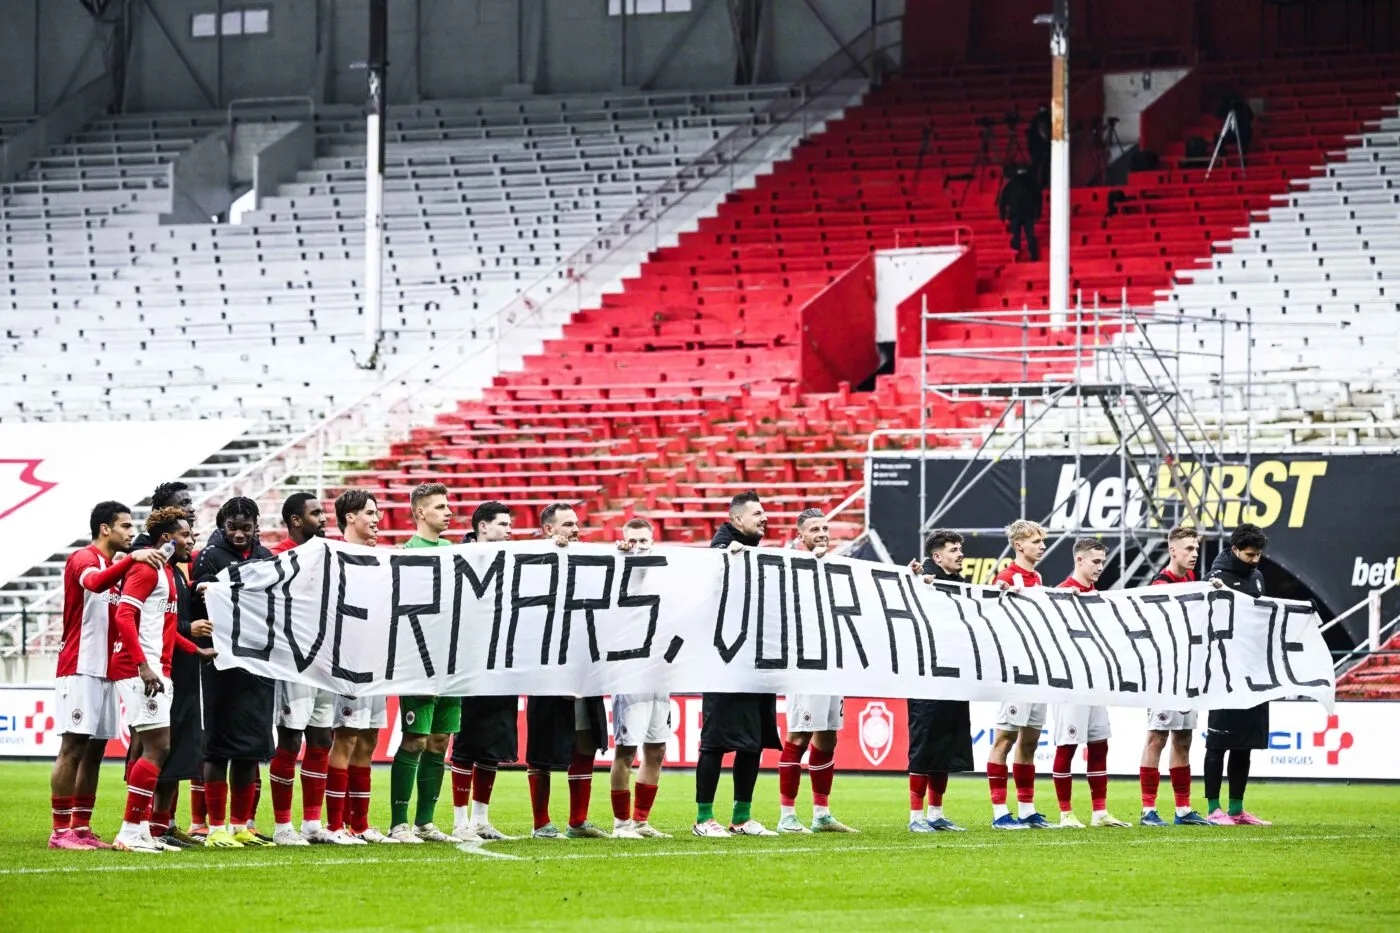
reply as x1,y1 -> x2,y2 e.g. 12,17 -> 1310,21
1103,68 -> 1191,148
160,130 -> 234,224
227,120 -> 315,200
0,0 -> 904,118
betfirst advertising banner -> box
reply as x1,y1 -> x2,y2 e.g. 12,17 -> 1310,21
0,421 -> 251,588
867,451 -> 1400,620
3,686 -> 1393,780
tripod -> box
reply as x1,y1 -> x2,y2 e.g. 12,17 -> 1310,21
1090,118 -> 1126,186
1206,109 -> 1246,179
944,122 -> 997,206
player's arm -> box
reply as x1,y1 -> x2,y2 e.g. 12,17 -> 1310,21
80,548 -> 164,593
115,568 -> 164,696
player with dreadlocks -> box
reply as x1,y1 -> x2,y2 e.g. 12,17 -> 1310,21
193,497 -> 276,847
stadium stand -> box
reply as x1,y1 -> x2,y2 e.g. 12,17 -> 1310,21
311,53 -> 1399,548
0,81 -> 865,646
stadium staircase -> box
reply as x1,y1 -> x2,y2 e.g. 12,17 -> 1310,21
0,81 -> 863,653
1336,633 -> 1400,699
321,52 -> 1400,548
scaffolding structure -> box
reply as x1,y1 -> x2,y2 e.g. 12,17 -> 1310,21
897,298 -> 1257,586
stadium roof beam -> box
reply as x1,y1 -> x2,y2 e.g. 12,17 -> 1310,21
137,0 -> 218,109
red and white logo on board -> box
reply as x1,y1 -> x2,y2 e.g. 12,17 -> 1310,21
858,701 -> 894,766
0,459 -> 57,522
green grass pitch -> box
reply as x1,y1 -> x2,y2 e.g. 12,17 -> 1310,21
1,762 -> 1396,931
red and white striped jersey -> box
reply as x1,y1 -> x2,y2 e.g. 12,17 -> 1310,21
110,563 -> 179,679
57,545 -> 127,678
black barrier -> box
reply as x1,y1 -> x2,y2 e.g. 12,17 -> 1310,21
868,452 -> 1400,627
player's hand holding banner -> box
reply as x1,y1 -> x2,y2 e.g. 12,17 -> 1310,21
204,540 -> 1335,711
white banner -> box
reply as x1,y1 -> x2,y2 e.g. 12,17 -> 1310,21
0,420 -> 250,587
204,540 -> 1334,710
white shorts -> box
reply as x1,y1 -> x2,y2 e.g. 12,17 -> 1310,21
1146,709 -> 1198,731
995,702 -> 1047,731
786,694 -> 844,733
115,675 -> 173,733
277,681 -> 336,730
333,694 -> 387,730
611,693 -> 671,746
1051,704 -> 1112,745
54,674 -> 120,739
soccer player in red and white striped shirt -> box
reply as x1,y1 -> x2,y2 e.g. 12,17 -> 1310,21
1049,538 -> 1130,829
110,509 -> 212,853
48,501 -> 168,850
1139,525 -> 1213,827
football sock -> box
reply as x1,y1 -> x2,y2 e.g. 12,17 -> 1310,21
189,781 -> 207,828
732,800 -> 752,825
70,794 -> 95,832
987,762 -> 1009,817
250,773 -> 262,828
270,747 -> 298,827
1203,748 -> 1226,809
809,746 -> 835,813
205,779 -> 229,829
1169,765 -> 1193,815
390,747 -> 422,827
347,765 -> 373,834
301,744 -> 329,824
51,794 -> 72,832
1087,741 -> 1109,814
633,782 -> 658,823
1052,745 -> 1075,812
731,751 -> 760,824
527,769 -> 551,830
908,773 -> 929,815
567,753 -> 594,828
1226,749 -> 1252,814
777,741 -> 804,807
471,762 -> 497,806
450,762 -> 473,808
470,800 -> 490,826
415,751 -> 446,827
694,749 -> 724,822
325,766 -> 348,832
1012,762 -> 1037,817
611,788 -> 631,822
230,780 -> 256,830
1139,767 -> 1160,811
123,758 -> 160,827
928,772 -> 948,807
150,809 -> 172,837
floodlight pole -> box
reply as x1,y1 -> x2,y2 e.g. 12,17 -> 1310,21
362,0 -> 387,364
1039,2 -> 1071,328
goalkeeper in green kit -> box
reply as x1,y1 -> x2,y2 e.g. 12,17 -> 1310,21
388,482 -> 462,843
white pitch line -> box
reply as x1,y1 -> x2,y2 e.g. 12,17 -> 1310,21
1,831 -> 1382,876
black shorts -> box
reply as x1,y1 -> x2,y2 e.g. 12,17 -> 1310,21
524,696 -> 608,770
161,665 -> 206,782
699,693 -> 780,754
453,695 -> 519,766
202,668 -> 275,763
906,699 -> 973,774
1206,704 -> 1270,750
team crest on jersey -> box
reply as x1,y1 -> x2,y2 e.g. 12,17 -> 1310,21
342,706 -> 353,717
801,710 -> 813,726
1007,705 -> 1018,717
405,710 -> 416,726
1156,711 -> 1170,723
1067,725 -> 1079,738
858,701 -> 894,766
71,709 -> 83,724
146,698 -> 158,713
